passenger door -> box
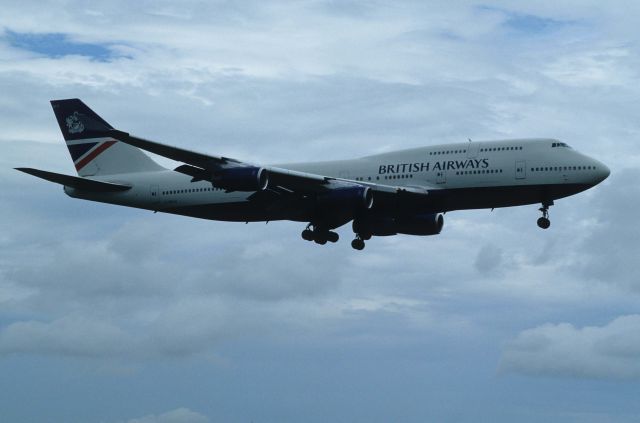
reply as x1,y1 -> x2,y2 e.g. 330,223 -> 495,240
466,142 -> 479,159
150,184 -> 159,202
515,160 -> 526,180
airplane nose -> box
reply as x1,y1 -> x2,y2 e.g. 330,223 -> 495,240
594,161 -> 610,183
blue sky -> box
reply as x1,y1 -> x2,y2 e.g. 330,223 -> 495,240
5,30 -> 115,61
478,6 -> 573,34
1,1 -> 640,423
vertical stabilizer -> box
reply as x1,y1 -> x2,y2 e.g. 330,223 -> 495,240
50,99 -> 163,176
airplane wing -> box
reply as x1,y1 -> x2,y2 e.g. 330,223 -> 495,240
108,130 -> 436,200
109,130 -> 241,169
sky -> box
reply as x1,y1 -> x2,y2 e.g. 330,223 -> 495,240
1,1 -> 639,422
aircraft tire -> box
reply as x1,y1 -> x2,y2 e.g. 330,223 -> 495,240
313,232 -> 328,244
351,239 -> 365,250
537,217 -> 551,229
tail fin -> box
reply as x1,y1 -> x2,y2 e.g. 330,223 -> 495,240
50,99 -> 164,176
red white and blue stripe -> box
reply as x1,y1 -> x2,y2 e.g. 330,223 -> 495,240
66,138 -> 117,171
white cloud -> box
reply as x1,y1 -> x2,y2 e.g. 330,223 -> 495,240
543,47 -> 638,87
501,315 -> 640,379
567,168 -> 640,292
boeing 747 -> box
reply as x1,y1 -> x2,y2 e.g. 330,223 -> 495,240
16,99 -> 610,250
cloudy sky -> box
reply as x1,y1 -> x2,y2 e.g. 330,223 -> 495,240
1,1 -> 639,422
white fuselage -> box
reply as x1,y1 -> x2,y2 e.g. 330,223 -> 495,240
65,138 -> 609,223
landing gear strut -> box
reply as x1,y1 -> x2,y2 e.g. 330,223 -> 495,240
350,220 -> 371,250
537,201 -> 553,229
301,224 -> 339,244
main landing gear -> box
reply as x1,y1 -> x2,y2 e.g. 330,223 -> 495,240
351,237 -> 365,251
350,232 -> 370,250
537,201 -> 553,229
301,224 -> 339,245
300,224 -> 370,250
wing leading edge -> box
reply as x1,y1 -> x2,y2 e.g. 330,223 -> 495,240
107,130 -> 436,200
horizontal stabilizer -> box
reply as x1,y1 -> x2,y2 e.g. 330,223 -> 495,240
15,168 -> 131,192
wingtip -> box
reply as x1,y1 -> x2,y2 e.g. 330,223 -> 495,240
14,167 -> 39,178
15,167 -> 38,175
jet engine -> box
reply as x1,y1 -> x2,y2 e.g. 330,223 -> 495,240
212,166 -> 269,192
317,186 -> 374,210
395,213 -> 444,235
353,213 -> 444,237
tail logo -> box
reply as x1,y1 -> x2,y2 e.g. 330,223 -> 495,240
65,112 -> 85,134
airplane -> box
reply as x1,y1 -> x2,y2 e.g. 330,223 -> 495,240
16,99 -> 610,250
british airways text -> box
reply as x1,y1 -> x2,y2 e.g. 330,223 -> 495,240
378,159 -> 489,174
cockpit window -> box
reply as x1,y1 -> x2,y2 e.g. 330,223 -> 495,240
552,142 -> 571,148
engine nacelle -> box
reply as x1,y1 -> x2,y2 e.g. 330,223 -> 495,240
212,166 -> 269,192
354,213 -> 444,237
395,213 -> 444,235
317,186 -> 373,210
353,216 -> 396,237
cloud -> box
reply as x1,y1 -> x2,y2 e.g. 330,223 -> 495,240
501,315 -> 640,379
125,408 -> 209,423
543,48 -> 637,87
474,243 -> 504,275
572,168 -> 640,292
1,157 -> 346,358
0,316 -> 136,357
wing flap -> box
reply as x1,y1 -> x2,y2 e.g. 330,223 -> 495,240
15,168 -> 131,192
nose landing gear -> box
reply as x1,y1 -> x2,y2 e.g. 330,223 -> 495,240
537,201 -> 553,229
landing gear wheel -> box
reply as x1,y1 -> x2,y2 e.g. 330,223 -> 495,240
313,232 -> 328,245
327,231 -> 339,243
303,223 -> 338,245
537,217 -> 551,229
351,238 -> 365,250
